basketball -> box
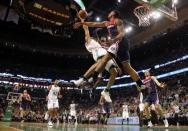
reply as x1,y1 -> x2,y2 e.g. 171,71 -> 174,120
78,10 -> 88,19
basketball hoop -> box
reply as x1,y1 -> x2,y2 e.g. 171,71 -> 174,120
134,5 -> 153,27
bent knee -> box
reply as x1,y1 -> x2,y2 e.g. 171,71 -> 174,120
109,68 -> 118,76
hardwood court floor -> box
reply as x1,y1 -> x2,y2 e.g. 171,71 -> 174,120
0,122 -> 188,131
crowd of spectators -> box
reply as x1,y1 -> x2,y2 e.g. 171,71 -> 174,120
0,72 -> 187,126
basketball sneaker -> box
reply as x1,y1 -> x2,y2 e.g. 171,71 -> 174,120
56,119 -> 60,126
163,119 -> 169,127
44,112 -> 49,120
101,89 -> 112,103
48,121 -> 53,126
148,121 -> 153,128
71,78 -> 86,87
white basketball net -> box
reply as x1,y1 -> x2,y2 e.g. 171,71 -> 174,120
134,5 -> 152,27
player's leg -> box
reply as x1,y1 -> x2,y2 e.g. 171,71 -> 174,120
106,66 -> 118,90
53,108 -> 59,126
73,54 -> 112,88
150,105 -> 159,125
144,102 -> 153,127
137,106 -> 144,127
93,52 -> 119,90
74,111 -> 78,125
53,100 -> 60,126
83,62 -> 98,79
92,53 -> 113,81
117,38 -> 144,88
73,62 -> 98,86
47,109 -> 53,126
44,111 -> 49,121
138,103 -> 145,126
71,110 -> 77,125
20,104 -> 26,123
155,103 -> 169,127
123,112 -> 129,125
81,43 -> 117,84
121,61 -> 144,87
101,65 -> 118,102
122,112 -> 125,125
175,112 -> 179,126
93,73 -> 103,88
47,100 -> 54,126
20,109 -> 25,123
73,43 -> 116,87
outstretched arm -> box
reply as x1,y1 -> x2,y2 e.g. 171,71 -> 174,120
82,21 -> 107,27
151,76 -> 166,88
74,21 -> 107,28
83,25 -> 91,44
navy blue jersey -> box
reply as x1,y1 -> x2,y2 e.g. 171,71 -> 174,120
143,76 -> 158,95
102,102 -> 111,114
143,76 -> 159,104
20,94 -> 30,110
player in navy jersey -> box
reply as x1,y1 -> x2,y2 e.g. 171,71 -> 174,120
74,10 -> 144,99
19,90 -> 31,123
142,71 -> 169,128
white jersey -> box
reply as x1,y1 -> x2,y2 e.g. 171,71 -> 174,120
70,104 -> 76,117
85,39 -> 102,53
48,85 -> 60,100
85,39 -> 107,61
122,105 -> 129,118
70,104 -> 76,111
122,105 -> 128,112
85,39 -> 115,71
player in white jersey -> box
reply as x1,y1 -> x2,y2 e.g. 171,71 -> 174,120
73,16 -> 120,103
137,91 -> 145,127
46,80 -> 61,126
122,103 -> 129,125
99,92 -> 112,124
138,92 -> 144,112
69,100 -> 77,125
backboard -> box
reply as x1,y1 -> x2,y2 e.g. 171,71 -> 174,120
134,0 -> 178,21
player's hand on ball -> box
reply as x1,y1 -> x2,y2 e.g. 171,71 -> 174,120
74,22 -> 82,29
